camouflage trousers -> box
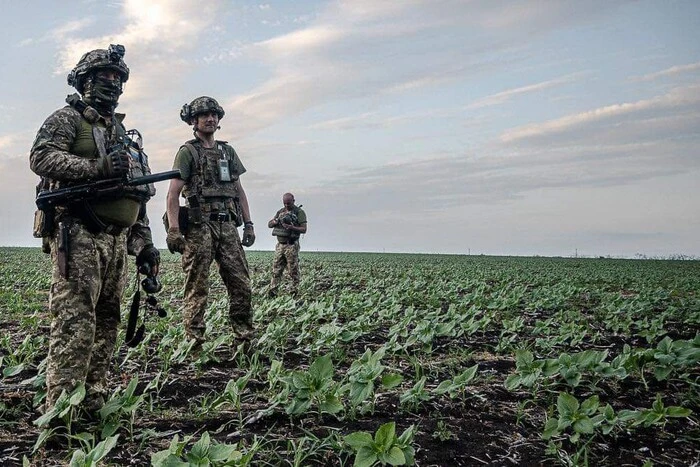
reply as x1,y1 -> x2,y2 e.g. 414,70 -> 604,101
45,221 -> 127,412
182,220 -> 251,343
269,241 -> 301,295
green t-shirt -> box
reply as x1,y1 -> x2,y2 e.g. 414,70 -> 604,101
295,207 -> 307,225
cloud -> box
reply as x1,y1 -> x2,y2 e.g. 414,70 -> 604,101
500,84 -> 700,143
53,0 -> 223,100
0,134 -> 18,153
469,73 -> 584,109
311,140 -> 696,222
307,107 -> 467,132
255,26 -> 346,56
0,131 -> 34,159
221,1 -> 632,136
18,18 -> 93,47
306,83 -> 700,217
633,62 -> 700,82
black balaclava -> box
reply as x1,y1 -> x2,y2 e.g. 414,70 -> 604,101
82,72 -> 123,115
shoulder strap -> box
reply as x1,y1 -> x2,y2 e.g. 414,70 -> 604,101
183,141 -> 200,169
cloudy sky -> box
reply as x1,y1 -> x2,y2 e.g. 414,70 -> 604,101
1,0 -> 699,257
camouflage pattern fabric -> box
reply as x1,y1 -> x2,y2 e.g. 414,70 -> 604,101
30,107 -> 103,182
181,220 -> 252,342
269,241 -> 301,295
31,103 -> 154,416
45,221 -> 128,410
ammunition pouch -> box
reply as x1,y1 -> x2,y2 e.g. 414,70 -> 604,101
33,207 -> 55,239
186,196 -> 203,225
271,226 -> 288,237
185,196 -> 241,227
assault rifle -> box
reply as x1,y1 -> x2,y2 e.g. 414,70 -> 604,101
35,170 -> 181,210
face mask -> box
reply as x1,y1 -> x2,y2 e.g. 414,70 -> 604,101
83,75 -> 122,113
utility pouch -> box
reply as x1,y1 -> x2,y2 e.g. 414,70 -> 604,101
41,236 -> 51,254
57,222 -> 69,279
33,208 -> 55,239
187,196 -> 203,225
233,198 -> 243,227
162,206 -> 190,233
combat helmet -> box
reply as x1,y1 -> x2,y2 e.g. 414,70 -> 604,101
67,44 -> 129,93
180,96 -> 225,123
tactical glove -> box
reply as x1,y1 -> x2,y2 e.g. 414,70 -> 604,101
136,245 -> 160,275
166,227 -> 186,254
102,148 -> 131,178
241,224 -> 255,247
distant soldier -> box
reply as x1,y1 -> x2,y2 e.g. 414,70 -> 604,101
165,97 -> 255,347
29,45 -> 160,418
267,193 -> 307,297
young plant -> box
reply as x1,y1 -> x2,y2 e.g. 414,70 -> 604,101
542,392 -> 603,443
618,393 -> 693,428
283,354 -> 343,416
151,432 -> 251,467
98,376 -> 145,439
33,384 -> 86,451
399,376 -> 431,411
67,434 -> 119,467
432,364 -> 479,399
344,421 -> 416,467
505,349 -> 544,391
343,347 -> 394,412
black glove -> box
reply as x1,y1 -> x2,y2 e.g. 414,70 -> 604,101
104,148 -> 131,178
136,245 -> 160,275
241,224 -> 255,247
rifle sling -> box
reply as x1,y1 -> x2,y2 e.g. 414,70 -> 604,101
125,288 -> 144,347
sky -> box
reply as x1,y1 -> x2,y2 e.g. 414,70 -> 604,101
0,0 -> 699,257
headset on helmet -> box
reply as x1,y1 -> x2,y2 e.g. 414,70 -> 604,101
180,96 -> 225,123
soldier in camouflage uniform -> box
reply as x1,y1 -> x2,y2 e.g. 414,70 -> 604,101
165,97 -> 255,345
267,193 -> 307,297
29,45 -> 160,417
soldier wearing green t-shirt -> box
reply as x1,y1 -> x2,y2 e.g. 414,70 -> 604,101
165,97 -> 255,346
267,193 -> 307,297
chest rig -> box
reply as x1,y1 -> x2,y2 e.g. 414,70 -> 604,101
65,94 -> 155,201
181,139 -> 242,226
272,206 -> 302,240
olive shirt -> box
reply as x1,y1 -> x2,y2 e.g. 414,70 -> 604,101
291,207 -> 307,226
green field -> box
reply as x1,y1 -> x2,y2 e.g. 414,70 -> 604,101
1,247 -> 699,466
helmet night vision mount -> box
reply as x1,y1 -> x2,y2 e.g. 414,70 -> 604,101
67,44 -> 129,92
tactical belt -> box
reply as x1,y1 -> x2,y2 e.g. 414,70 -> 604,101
209,212 -> 233,222
66,204 -> 126,236
278,238 -> 296,244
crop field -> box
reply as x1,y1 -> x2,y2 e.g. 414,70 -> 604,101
0,247 -> 699,466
